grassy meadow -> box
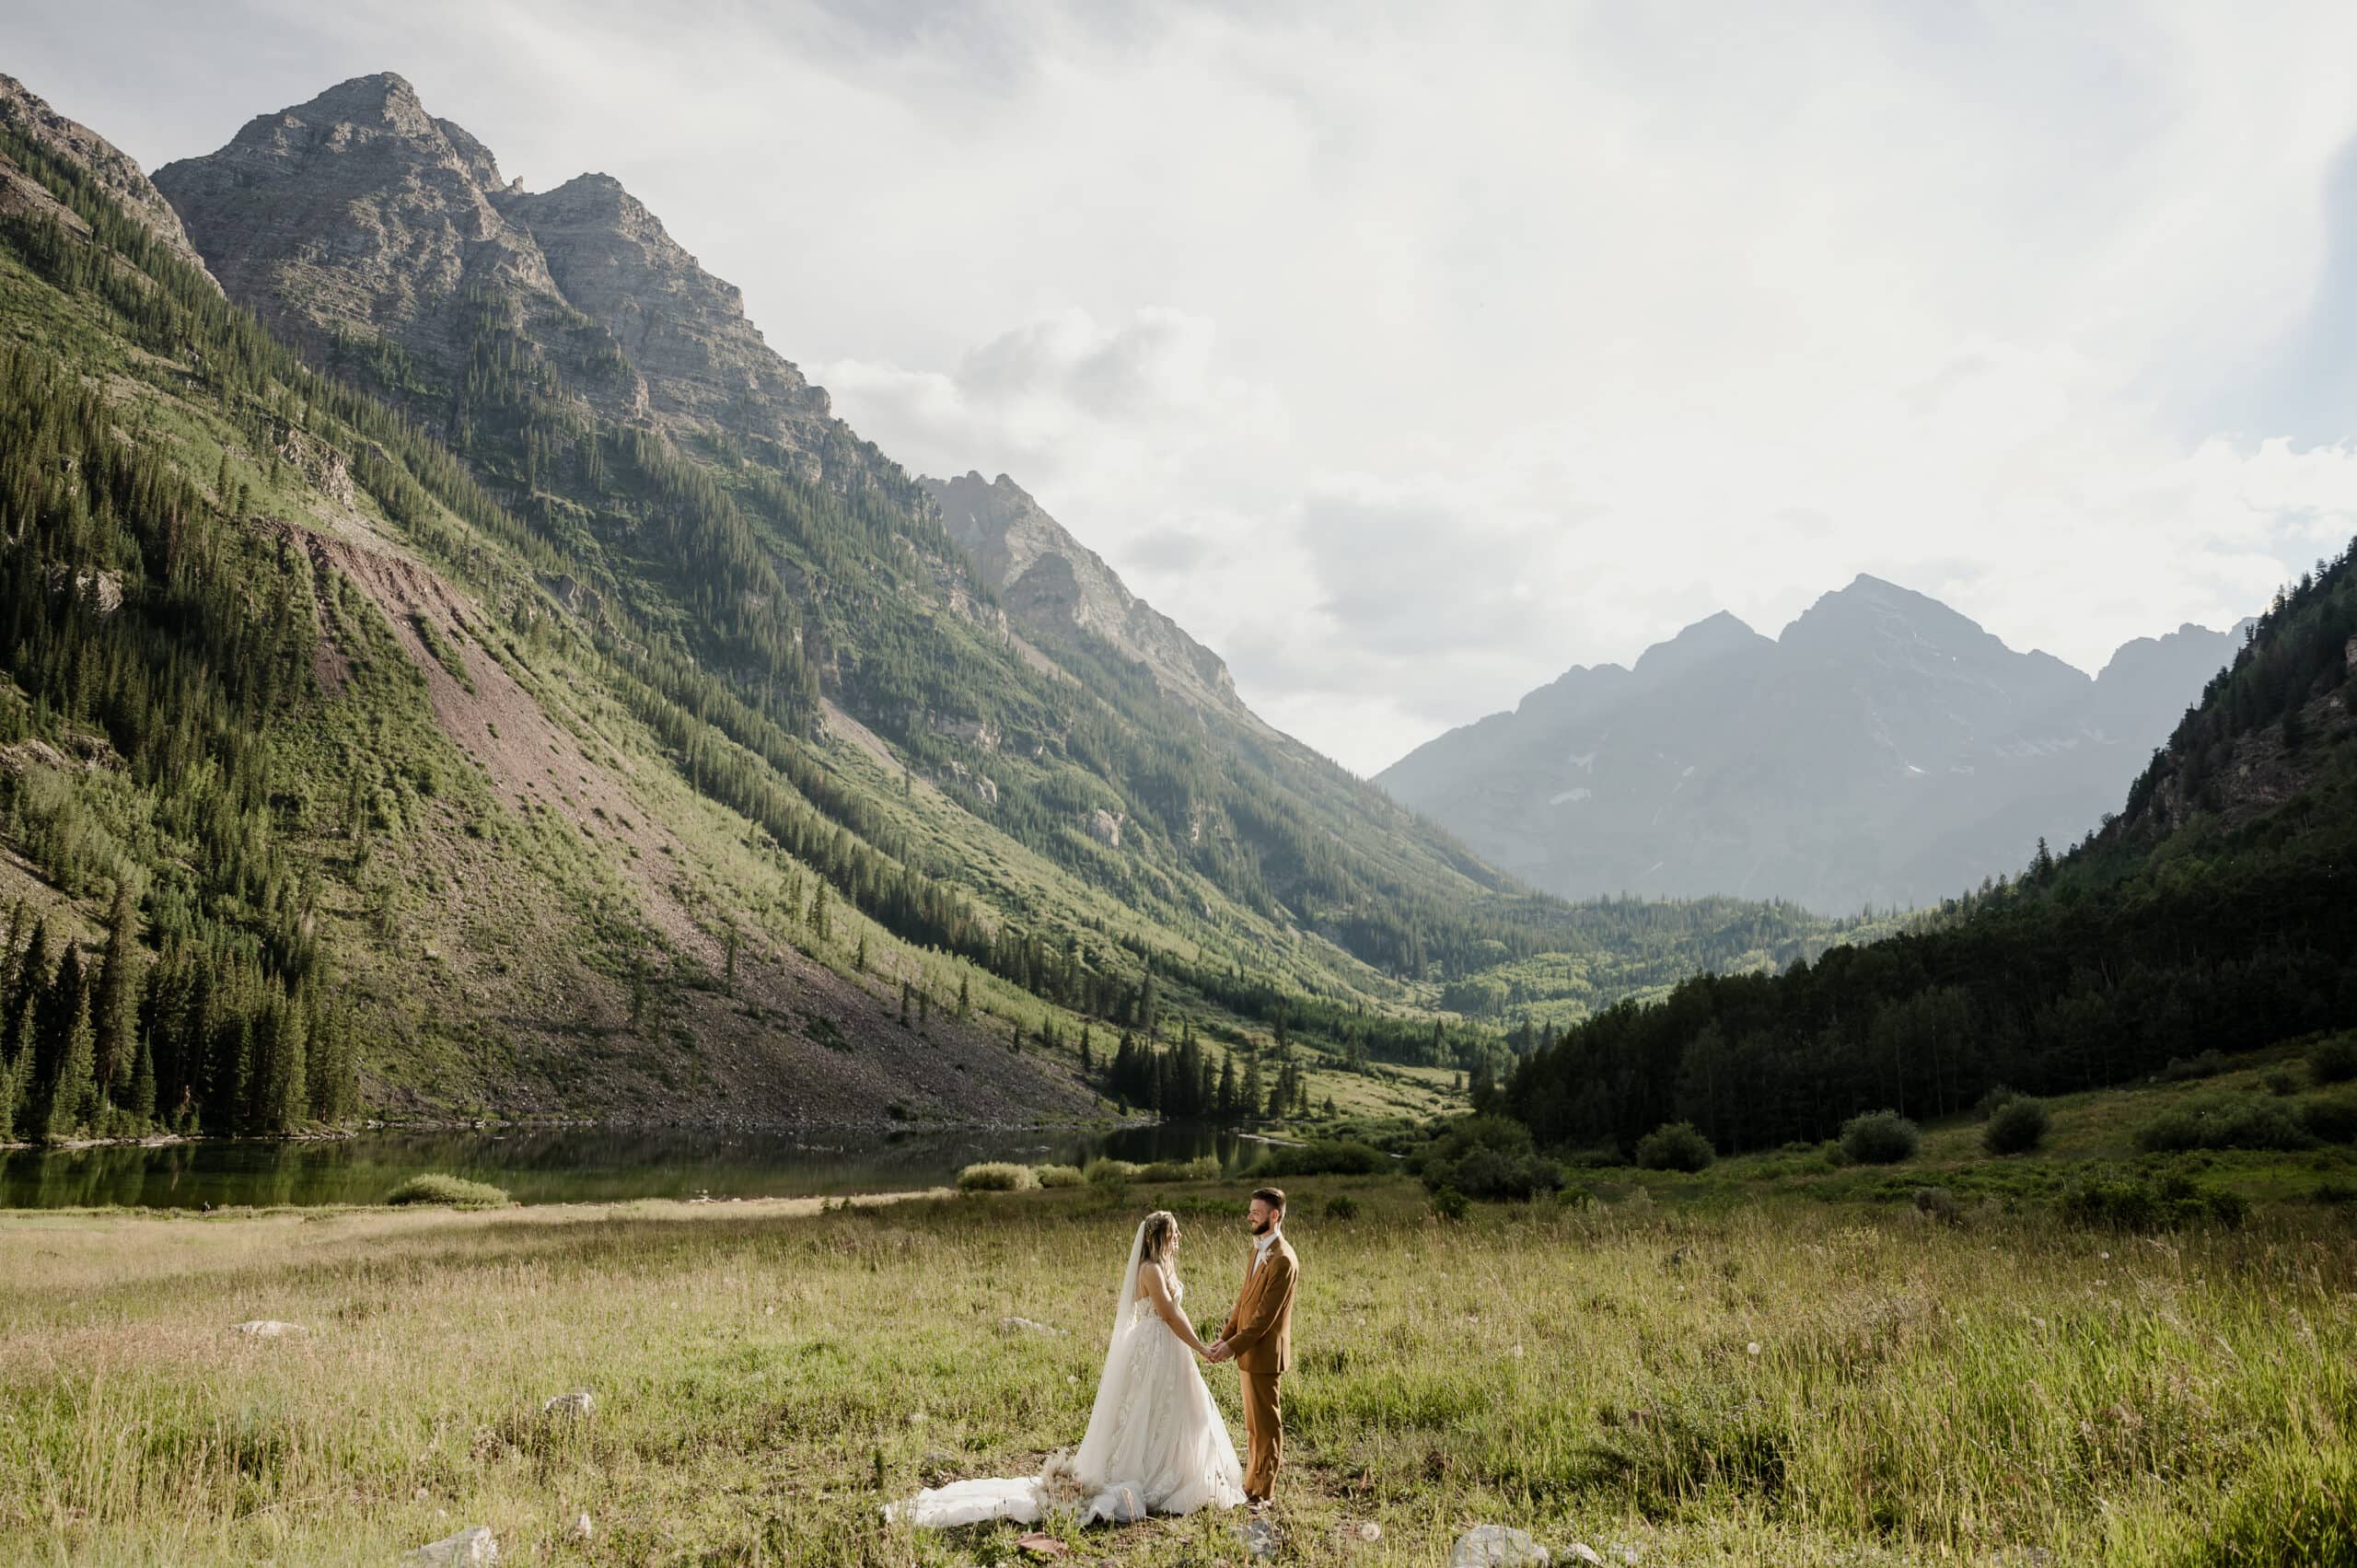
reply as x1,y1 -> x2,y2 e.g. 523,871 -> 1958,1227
4,1158 -> 2354,1566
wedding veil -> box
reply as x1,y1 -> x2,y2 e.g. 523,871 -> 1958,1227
1072,1219 -> 1148,1488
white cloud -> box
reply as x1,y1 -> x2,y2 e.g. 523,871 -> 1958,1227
17,0 -> 2357,774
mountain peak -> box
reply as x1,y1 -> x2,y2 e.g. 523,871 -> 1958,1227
1631,610 -> 1770,686
293,71 -> 432,130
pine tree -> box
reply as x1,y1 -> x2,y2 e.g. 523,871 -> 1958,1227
1079,1027 -> 1093,1074
92,886 -> 138,1100
46,958 -> 98,1136
1240,1050 -> 1263,1123
958,973 -> 970,1017
1216,1054 -> 1237,1120
128,1034 -> 156,1121
723,929 -> 738,995
855,933 -> 867,971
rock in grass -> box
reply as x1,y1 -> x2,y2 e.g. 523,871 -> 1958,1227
386,1173 -> 512,1209
1565,1545 -> 1604,1565
1451,1526 -> 1550,1567
542,1390 -> 595,1417
401,1525 -> 497,1565
999,1316 -> 1064,1336
231,1320 -> 306,1338
1240,1516 -> 1279,1558
571,1513 -> 592,1541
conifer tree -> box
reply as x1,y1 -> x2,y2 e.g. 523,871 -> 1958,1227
46,956 -> 98,1136
128,1035 -> 156,1121
92,886 -> 138,1098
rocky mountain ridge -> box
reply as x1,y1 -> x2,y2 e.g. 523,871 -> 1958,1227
1380,575 -> 2250,913
922,470 -> 1249,720
0,73 -> 217,285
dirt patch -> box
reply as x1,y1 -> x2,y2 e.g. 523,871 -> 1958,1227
284,524 -> 1098,1127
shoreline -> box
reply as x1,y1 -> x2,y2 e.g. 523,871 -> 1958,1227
0,1110 -> 1168,1156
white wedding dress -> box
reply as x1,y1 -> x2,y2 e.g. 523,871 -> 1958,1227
885,1222 -> 1248,1527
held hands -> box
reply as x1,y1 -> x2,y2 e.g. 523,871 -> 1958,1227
1202,1339 -> 1232,1363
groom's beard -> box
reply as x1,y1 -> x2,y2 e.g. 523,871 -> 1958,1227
1249,1217 -> 1273,1236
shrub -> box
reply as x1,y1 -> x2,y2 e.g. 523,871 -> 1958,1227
2297,1092 -> 2357,1145
2310,1033 -> 2357,1086
1912,1187 -> 1962,1225
2157,1050 -> 2228,1083
1323,1194 -> 1359,1221
2264,1067 -> 2302,1098
1085,1158 -> 1141,1190
1983,1097 -> 2051,1156
2061,1168 -> 2247,1230
1634,1121 -> 1716,1173
385,1173 -> 510,1209
1032,1164 -> 1084,1188
1840,1109 -> 1920,1166
957,1162 -> 1038,1192
1430,1185 -> 1469,1222
2314,1178 -> 2357,1206
1137,1156 -> 1220,1182
1973,1084 -> 2020,1121
2133,1097 -> 2313,1154
1254,1139 -> 1390,1178
1415,1116 -> 1563,1201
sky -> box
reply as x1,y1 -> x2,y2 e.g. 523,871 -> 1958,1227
13,0 -> 2357,774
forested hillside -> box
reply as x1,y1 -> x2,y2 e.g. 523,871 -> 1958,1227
1503,555 -> 2357,1156
0,68 -> 1898,1142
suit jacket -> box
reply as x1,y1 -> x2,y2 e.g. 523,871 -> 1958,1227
1218,1235 -> 1298,1376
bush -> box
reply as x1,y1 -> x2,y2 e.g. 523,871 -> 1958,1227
1032,1164 -> 1083,1188
1912,1187 -> 1962,1225
1430,1185 -> 1469,1222
1973,1084 -> 2020,1121
957,1162 -> 1038,1192
2157,1050 -> 2228,1083
1254,1139 -> 1390,1178
1414,1116 -> 1563,1201
385,1173 -> 510,1209
2133,1096 -> 2314,1153
2264,1067 -> 2302,1098
1634,1121 -> 1716,1172
1085,1158 -> 1142,1190
1137,1156 -> 1220,1182
1840,1109 -> 1920,1166
1983,1097 -> 2051,1156
2061,1168 -> 2247,1230
2313,1178 -> 2357,1206
1323,1194 -> 1359,1221
2297,1092 -> 2357,1145
2311,1033 -> 2357,1086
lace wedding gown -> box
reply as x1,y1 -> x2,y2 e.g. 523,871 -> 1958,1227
885,1225 -> 1247,1528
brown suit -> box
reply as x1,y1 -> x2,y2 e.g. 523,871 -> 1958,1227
1219,1234 -> 1298,1501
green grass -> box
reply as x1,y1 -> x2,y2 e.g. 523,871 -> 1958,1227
1,1175 -> 2351,1564
385,1173 -> 513,1209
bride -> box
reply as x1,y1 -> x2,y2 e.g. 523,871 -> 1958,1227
886,1210 -> 1248,1527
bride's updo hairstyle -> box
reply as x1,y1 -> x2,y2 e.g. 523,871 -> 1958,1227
1140,1209 -> 1179,1265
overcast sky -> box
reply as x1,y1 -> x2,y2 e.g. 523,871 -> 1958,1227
15,1 -> 2357,773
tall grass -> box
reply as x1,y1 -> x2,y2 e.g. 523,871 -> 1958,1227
0,1183 -> 2350,1563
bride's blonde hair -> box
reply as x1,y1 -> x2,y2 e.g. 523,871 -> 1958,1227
1140,1210 -> 1178,1265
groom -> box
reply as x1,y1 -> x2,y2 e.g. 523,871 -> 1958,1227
1207,1186 -> 1297,1507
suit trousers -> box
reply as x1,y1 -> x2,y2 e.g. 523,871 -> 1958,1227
1240,1369 -> 1283,1500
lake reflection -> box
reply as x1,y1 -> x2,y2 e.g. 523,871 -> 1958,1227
0,1123 -> 1250,1211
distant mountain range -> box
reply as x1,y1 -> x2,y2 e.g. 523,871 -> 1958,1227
1378,576 -> 2249,914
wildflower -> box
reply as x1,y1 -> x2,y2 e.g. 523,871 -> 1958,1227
1360,1522 -> 1382,1541
1746,1342 -> 1761,1357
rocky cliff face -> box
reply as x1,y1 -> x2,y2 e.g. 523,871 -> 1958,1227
496,174 -> 836,451
0,73 -> 218,288
1379,575 -> 2248,913
923,470 -> 1248,719
153,73 -> 857,483
153,74 -> 566,375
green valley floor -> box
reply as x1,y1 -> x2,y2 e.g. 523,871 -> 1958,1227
3,1169 -> 2352,1565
